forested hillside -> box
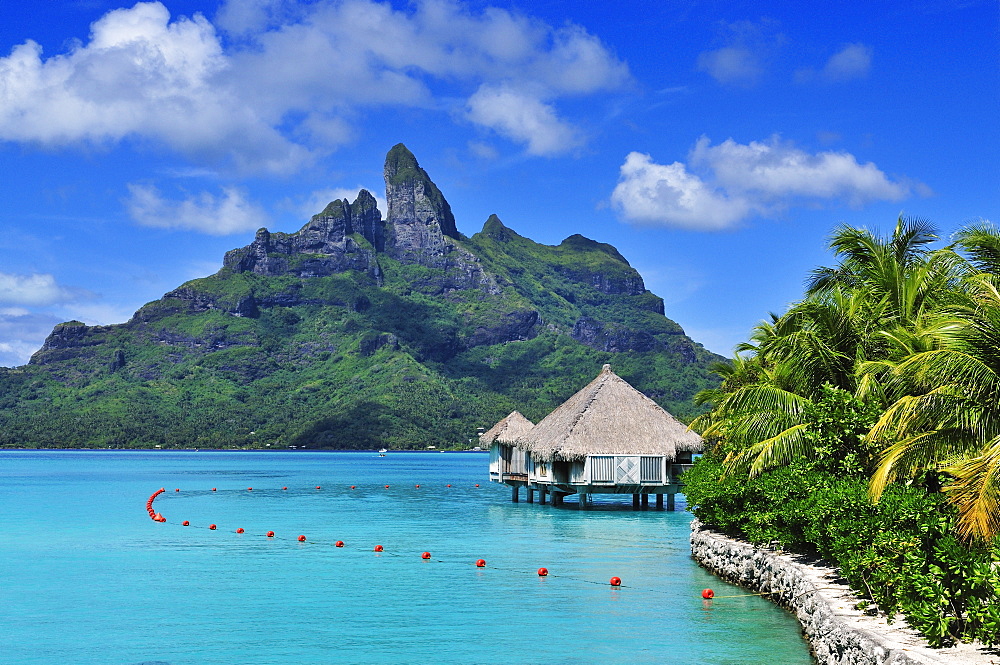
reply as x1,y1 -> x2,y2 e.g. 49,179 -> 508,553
0,145 -> 721,449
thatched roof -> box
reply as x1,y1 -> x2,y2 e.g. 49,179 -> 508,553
516,364 -> 702,461
479,411 -> 534,446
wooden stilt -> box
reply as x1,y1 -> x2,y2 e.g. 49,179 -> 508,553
632,494 -> 640,510
641,493 -> 649,508
527,489 -> 534,503
511,486 -> 519,503
579,493 -> 589,509
540,489 -> 547,505
667,493 -> 676,511
656,494 -> 664,510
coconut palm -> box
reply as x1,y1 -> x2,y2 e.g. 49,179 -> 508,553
869,271 -> 1000,541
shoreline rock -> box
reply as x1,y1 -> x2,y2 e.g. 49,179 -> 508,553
689,519 -> 997,665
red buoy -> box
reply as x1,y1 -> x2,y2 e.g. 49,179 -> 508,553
385,485 -> 390,489
236,528 -> 245,534
702,588 -> 715,599
415,484 -> 420,488
212,488 -> 216,491
421,552 -> 431,559
247,487 -> 252,491
446,484 -> 451,488
266,531 -> 275,538
298,535 -> 306,542
610,576 -> 622,587
475,484 -> 480,487
374,545 -> 384,552
156,515 -> 166,522
209,524 -> 217,530
282,487 -> 288,490
175,488 -> 180,492
476,559 -> 486,567
335,541 -> 344,548
316,486 -> 321,489
537,567 -> 548,577
351,485 -> 356,489
182,520 -> 190,526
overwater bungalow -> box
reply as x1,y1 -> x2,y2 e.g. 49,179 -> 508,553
486,364 -> 703,510
484,410 -> 534,488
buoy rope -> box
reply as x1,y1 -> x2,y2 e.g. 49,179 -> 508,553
143,486 -> 776,598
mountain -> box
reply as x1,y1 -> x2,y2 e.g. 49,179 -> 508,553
0,144 -> 723,450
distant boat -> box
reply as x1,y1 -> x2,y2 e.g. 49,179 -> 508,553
378,448 -> 387,456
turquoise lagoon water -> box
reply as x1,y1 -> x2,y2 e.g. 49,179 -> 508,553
0,451 -> 813,664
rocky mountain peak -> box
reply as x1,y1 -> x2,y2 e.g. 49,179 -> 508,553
383,143 -> 460,261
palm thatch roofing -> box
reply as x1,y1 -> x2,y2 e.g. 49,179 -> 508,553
517,364 -> 703,461
479,411 -> 534,446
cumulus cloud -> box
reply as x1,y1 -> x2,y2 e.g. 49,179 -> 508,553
0,0 -> 628,170
696,20 -> 782,87
611,153 -> 749,230
0,272 -> 79,306
466,83 -> 582,156
690,136 -> 909,205
125,183 -> 270,235
612,136 -> 920,230
822,43 -> 872,81
796,43 -> 872,83
696,47 -> 763,87
0,2 -> 309,174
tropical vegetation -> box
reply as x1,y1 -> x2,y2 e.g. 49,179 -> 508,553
685,216 -> 1000,646
0,218 -> 721,451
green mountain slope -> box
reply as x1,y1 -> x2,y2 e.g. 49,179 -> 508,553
0,145 -> 722,449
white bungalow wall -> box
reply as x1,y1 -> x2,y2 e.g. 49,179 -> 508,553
585,455 -> 667,485
490,443 -> 530,483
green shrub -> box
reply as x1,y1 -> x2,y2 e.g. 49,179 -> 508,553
685,455 -> 1000,646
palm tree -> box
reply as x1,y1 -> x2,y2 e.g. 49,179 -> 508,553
693,286 -> 873,478
869,271 -> 1000,541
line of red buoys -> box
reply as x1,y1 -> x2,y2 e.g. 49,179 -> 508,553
142,491 -> 641,588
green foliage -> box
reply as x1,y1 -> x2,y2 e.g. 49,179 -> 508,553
685,454 -> 1000,647
0,217 -> 721,451
801,384 -> 881,476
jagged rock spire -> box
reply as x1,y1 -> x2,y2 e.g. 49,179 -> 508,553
383,143 -> 459,260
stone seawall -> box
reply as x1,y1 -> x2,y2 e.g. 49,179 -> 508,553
689,519 -> 993,665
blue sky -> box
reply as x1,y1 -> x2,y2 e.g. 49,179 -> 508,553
0,0 -> 996,366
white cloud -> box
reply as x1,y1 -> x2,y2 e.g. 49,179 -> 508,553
613,136 -> 920,230
468,140 -> 499,160
125,183 -> 270,235
0,2 -> 310,174
0,308 -> 64,367
466,83 -> 581,156
696,47 -> 763,87
796,43 -> 872,83
690,135 -> 910,206
0,272 -> 79,305
0,1 -> 628,169
611,152 -> 750,230
58,302 -> 135,327
696,20 -> 782,88
822,43 -> 872,81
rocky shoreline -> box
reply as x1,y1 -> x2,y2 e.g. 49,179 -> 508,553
689,519 -> 997,665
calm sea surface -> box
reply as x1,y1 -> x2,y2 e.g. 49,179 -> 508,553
0,451 -> 813,664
